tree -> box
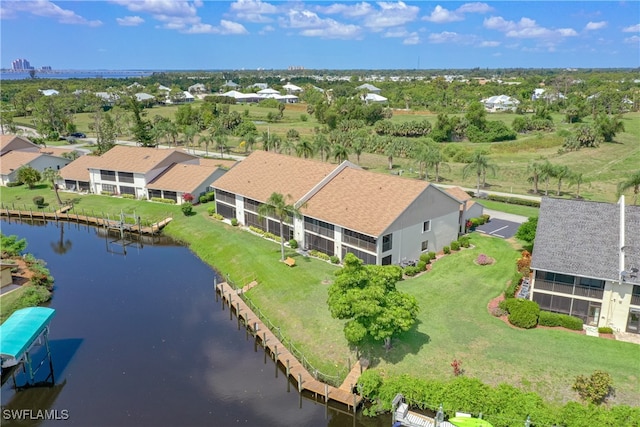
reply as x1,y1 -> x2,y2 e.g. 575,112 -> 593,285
314,134 -> 330,161
94,111 -> 117,155
569,172 -> 590,199
332,143 -> 350,163
595,114 -> 625,142
257,192 -> 303,262
16,166 -> 41,189
351,137 -> 365,165
41,167 -> 62,205
553,165 -> 571,196
199,133 -> 214,156
327,253 -> 419,350
383,137 -> 400,170
462,151 -> 497,196
1,234 -> 27,258
540,160 -> 555,196
617,171 -> 640,205
215,134 -> 228,158
295,139 -> 315,159
127,96 -> 154,146
572,370 -> 614,405
527,161 -> 545,194
425,145 -> 449,183
515,217 -> 538,245
465,101 -> 487,129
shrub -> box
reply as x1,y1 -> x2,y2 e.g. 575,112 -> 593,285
476,253 -> 493,265
33,196 -> 45,207
450,241 -> 460,251
419,253 -> 431,264
487,194 -> 541,208
207,206 -> 216,216
573,371 -> 614,405
199,195 -> 208,204
289,239 -> 298,249
330,255 -> 340,264
181,202 -> 193,216
598,327 -> 614,334
538,311 -> 582,330
150,197 -> 176,204
101,191 -> 113,196
121,194 -> 135,199
481,214 -> 490,223
506,299 -> 540,329
458,236 -> 471,248
417,260 -> 427,271
249,226 -> 265,235
309,250 -> 330,261
230,218 -> 238,226
206,191 -> 215,201
7,181 -> 23,187
403,266 -> 421,276
428,251 -> 436,260
183,193 -> 194,203
505,273 -> 523,299
443,246 -> 450,254
211,213 -> 224,220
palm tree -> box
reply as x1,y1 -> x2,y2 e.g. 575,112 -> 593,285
425,145 -> 450,183
280,138 -> 295,155
617,171 -> 640,205
554,165 -> 571,196
245,135 -> 256,153
527,161 -> 544,194
383,137 -> 399,170
295,139 -> 315,159
462,151 -> 497,196
332,143 -> 350,163
540,161 -> 555,196
198,133 -> 214,156
42,167 -> 62,205
215,134 -> 228,158
258,192 -> 303,261
182,125 -> 197,154
314,134 -> 330,161
351,138 -> 365,165
412,143 -> 430,179
569,171 -> 589,199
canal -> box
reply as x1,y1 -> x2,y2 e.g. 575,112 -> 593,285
0,220 -> 389,427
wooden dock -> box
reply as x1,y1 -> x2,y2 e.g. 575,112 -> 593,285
0,207 -> 171,236
216,282 -> 364,412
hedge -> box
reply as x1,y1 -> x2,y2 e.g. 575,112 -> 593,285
487,194 -> 541,208
538,311 -> 583,330
150,197 -> 176,204
504,298 -> 540,329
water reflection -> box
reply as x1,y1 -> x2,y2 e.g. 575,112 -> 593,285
0,220 -> 389,427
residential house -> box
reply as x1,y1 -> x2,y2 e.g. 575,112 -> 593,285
59,154 -> 102,192
188,83 -> 207,94
531,88 -> 565,103
530,197 -> 640,334
444,186 -> 484,233
356,83 -> 381,94
0,135 -> 70,186
283,83 -> 303,94
362,93 -> 388,104
39,89 -> 59,96
222,80 -> 240,89
147,163 -> 225,204
212,151 -> 461,265
480,95 -> 520,112
86,146 -> 200,200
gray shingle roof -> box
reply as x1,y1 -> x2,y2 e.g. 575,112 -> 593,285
531,197 -> 640,283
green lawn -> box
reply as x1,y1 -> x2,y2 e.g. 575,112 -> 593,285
477,199 -> 539,218
1,190 -> 639,405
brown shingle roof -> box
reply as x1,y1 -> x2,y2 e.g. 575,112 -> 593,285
0,151 -> 43,174
0,135 -> 39,154
92,145 -> 197,174
59,155 -> 102,182
39,147 -> 77,157
303,167 -> 431,237
147,163 -> 219,193
212,151 -> 336,202
445,186 -> 476,211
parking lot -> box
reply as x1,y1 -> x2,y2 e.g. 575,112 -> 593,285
475,218 -> 521,239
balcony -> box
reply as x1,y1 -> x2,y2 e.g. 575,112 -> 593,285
534,279 -> 604,299
631,294 -> 640,306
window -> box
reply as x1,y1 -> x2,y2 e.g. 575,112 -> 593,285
149,189 -> 162,199
100,170 -> 116,181
423,220 -> 431,232
421,240 -> 429,252
305,232 -> 334,257
382,234 -> 392,252
381,255 -> 392,265
342,228 -> 376,252
216,189 -> 236,205
118,172 -> 134,183
304,217 -> 335,238
119,186 -> 135,196
101,183 -> 116,193
216,202 -> 236,219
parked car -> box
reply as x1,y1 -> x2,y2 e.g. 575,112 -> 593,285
70,132 -> 86,138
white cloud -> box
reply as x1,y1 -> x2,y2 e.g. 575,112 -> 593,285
259,25 -> 275,35
622,24 -> 640,32
363,1 -> 419,31
184,20 -> 248,35
456,2 -> 493,14
110,0 -> 202,31
319,2 -> 373,18
384,28 -> 409,38
479,40 -> 500,47
117,16 -> 144,26
423,5 -> 462,23
300,20 -> 361,39
218,19 -> 249,35
624,35 -> 640,44
229,0 -> 277,23
0,0 -> 102,26
428,31 -> 475,44
403,32 -> 420,45
282,10 -> 326,29
484,16 -> 577,39
584,21 -> 607,31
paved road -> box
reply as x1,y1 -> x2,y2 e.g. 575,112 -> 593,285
475,218 -> 521,239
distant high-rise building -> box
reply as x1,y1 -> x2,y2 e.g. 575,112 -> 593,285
41,66 -> 52,71
12,58 -> 34,70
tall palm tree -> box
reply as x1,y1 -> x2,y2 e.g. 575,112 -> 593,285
569,171 -> 589,199
245,135 -> 256,153
554,165 -> 571,196
540,160 -> 555,196
617,171 -> 640,205
527,161 -> 544,194
215,134 -> 228,158
182,125 -> 197,154
332,143 -> 350,163
295,139 -> 315,159
425,145 -> 450,183
384,137 -> 399,170
314,134 -> 330,161
412,143 -> 430,179
280,138 -> 295,155
351,137 -> 365,165
462,151 -> 497,196
42,167 -> 62,205
258,192 -> 303,261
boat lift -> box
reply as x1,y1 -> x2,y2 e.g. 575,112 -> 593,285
0,307 -> 56,388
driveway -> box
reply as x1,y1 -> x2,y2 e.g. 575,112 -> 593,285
475,218 -> 521,239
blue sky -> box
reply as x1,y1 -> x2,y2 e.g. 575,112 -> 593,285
1,1 -> 639,70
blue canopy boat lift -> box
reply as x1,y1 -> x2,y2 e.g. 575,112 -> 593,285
0,307 -> 56,388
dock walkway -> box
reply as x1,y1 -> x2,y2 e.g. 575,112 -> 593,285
216,282 -> 363,411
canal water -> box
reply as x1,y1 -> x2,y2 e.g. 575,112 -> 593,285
0,220 -> 389,427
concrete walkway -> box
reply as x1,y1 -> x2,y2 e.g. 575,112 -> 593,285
483,208 -> 528,224
435,184 -> 541,202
